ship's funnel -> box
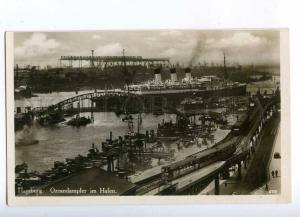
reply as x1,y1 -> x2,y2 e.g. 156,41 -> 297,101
185,67 -> 192,80
154,68 -> 162,83
170,68 -> 177,83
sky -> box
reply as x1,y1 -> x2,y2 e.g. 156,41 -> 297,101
14,30 -> 280,67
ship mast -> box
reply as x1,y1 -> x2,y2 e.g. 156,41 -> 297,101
122,49 -> 130,93
223,51 -> 228,81
122,49 -> 128,76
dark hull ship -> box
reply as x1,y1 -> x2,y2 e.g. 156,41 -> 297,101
37,111 -> 65,126
14,85 -> 33,99
67,115 -> 92,127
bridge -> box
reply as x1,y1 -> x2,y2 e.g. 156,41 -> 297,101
56,90 -> 133,108
32,90 -> 137,114
31,88 -> 203,115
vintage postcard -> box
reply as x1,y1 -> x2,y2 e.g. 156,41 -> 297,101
6,29 -> 290,205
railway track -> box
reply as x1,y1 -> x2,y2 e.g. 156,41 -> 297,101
236,97 -> 278,154
135,97 -> 279,195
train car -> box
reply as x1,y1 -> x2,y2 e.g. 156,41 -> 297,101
161,136 -> 238,182
231,113 -> 249,135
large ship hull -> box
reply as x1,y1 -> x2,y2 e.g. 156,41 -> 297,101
195,84 -> 247,98
134,84 -> 247,99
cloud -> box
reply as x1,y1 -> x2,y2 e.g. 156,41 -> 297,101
161,48 -> 177,56
14,31 -> 279,67
15,33 -> 62,58
94,43 -> 123,56
206,32 -> 267,50
92,34 -> 102,40
184,32 -> 277,65
160,30 -> 183,37
160,38 -> 199,64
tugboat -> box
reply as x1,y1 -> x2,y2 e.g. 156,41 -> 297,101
15,162 -> 28,173
122,114 -> 133,122
64,109 -> 78,117
37,110 -> 65,126
14,109 -> 34,131
156,115 -> 199,139
181,96 -> 205,111
67,114 -> 91,127
157,106 -> 202,139
14,85 -> 33,99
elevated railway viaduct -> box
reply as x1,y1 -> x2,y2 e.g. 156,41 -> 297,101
134,95 -> 280,195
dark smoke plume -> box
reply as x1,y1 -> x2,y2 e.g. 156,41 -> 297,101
189,39 -> 206,66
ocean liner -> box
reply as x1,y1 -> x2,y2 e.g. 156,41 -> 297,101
125,67 -> 247,98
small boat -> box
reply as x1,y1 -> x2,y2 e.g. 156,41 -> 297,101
153,110 -> 163,116
14,85 -> 33,99
67,115 -> 91,127
122,114 -> 133,122
15,162 -> 28,173
181,97 -> 205,111
16,139 -> 39,146
64,109 -> 78,117
37,111 -> 65,126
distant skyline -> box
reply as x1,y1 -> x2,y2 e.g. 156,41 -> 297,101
14,30 -> 280,67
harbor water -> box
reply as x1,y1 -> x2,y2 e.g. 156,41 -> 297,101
15,110 -> 178,172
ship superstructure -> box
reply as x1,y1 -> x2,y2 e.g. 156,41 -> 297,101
125,67 -> 247,96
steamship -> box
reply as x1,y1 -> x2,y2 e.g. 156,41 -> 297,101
125,67 -> 247,98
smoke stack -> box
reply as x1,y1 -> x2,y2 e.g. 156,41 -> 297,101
185,67 -> 192,80
90,50 -> 95,68
16,64 -> 19,79
170,68 -> 177,83
154,68 -> 162,83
